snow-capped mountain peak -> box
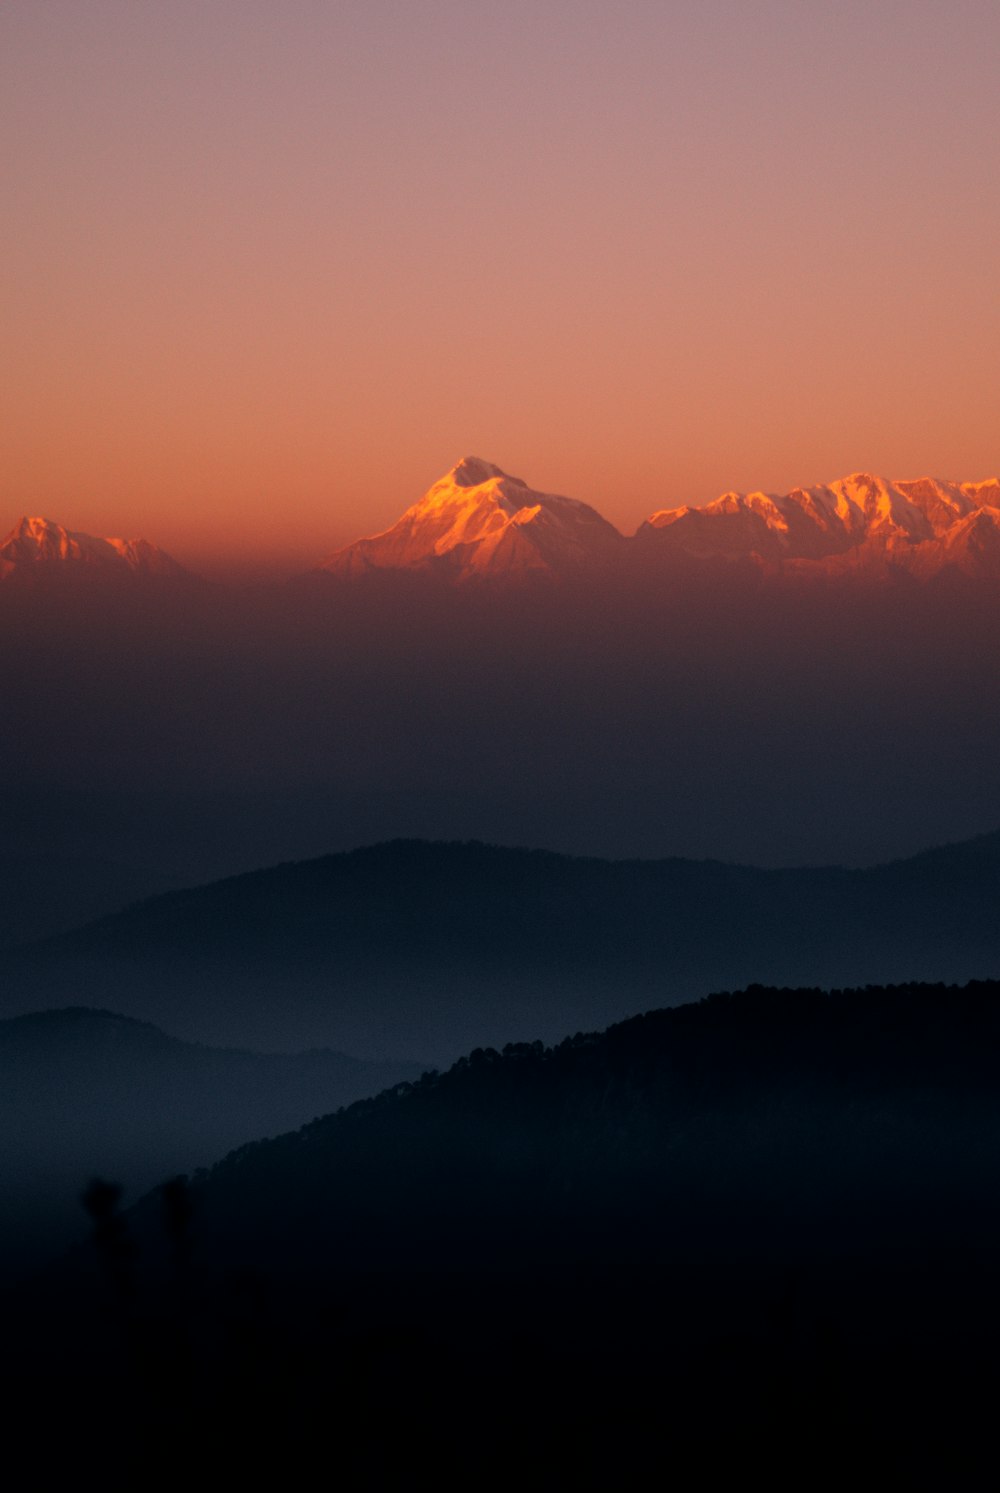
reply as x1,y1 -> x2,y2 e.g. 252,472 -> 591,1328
636,473 -> 1000,577
318,463 -> 1000,587
0,516 -> 192,583
322,458 -> 623,584
446,456 -> 526,490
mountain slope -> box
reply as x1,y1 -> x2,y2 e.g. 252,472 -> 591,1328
164,977 -> 1000,1276
21,980 -> 1000,1480
8,833 -> 1000,1059
321,456 -> 624,584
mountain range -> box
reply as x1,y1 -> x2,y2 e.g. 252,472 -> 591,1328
0,515 -> 196,585
323,459 -> 1000,585
5,459 -> 1000,589
635,471 -> 1000,580
8,833 -> 1000,1061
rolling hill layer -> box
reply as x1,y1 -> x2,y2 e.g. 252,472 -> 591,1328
8,833 -> 1000,1059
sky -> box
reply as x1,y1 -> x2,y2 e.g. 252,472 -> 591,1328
3,0 -> 999,576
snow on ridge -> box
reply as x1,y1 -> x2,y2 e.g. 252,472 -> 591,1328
637,472 -> 1000,575
318,460 -> 1000,585
9,462 -> 1000,592
0,515 -> 189,582
321,457 -> 624,584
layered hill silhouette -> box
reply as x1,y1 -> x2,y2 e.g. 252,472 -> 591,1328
0,1006 -> 421,1274
8,834 -> 1000,1059
19,979 -> 1000,1480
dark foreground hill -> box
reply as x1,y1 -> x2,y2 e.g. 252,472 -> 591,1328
14,980 -> 1000,1484
0,1007 -> 421,1275
8,833 -> 1000,1059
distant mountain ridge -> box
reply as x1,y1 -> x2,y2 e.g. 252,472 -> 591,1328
7,462 -> 1000,590
637,471 -> 1000,579
0,515 -> 195,585
323,460 -> 1000,585
9,832 -> 1000,1060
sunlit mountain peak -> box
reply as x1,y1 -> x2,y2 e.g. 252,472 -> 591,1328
318,462 -> 1000,587
321,459 -> 623,584
0,515 -> 192,584
446,456 -> 526,489
636,472 -> 1000,578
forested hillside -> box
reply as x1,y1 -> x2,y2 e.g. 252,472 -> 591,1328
13,980 -> 1000,1482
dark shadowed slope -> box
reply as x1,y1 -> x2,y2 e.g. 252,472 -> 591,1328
19,980 -> 1000,1483
168,977 -> 1000,1279
7,833 -> 1000,1059
0,1007 -> 423,1275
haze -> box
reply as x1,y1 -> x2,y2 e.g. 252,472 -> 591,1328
3,0 -> 999,575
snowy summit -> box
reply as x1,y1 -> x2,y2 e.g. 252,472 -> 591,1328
0,516 -> 192,585
324,462 -> 1000,586
321,457 -> 625,584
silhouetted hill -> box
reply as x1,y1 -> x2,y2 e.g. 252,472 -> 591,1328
18,980 -> 1000,1482
8,834 -> 1000,1058
175,977 -> 1000,1276
0,1006 -> 422,1274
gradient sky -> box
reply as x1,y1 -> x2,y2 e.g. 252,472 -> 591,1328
3,0 -> 999,575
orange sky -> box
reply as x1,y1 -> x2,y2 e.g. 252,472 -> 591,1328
3,1 -> 999,577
